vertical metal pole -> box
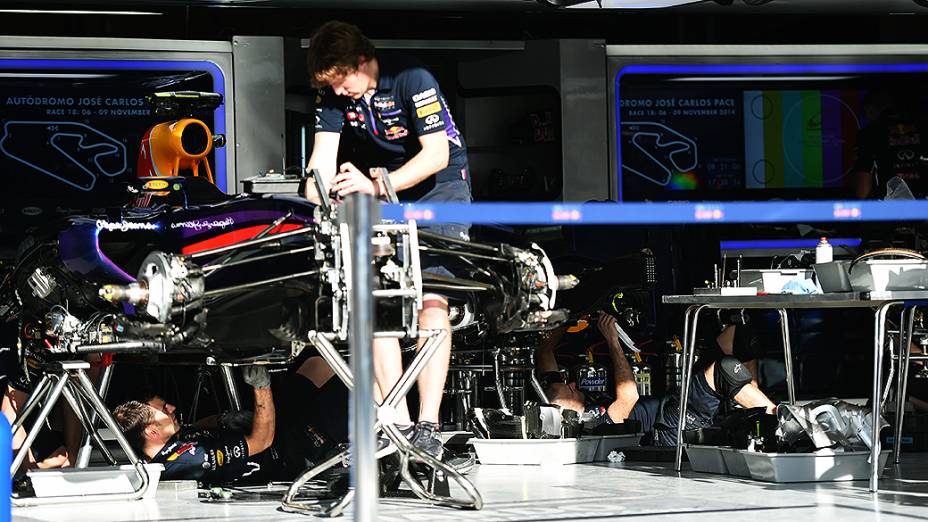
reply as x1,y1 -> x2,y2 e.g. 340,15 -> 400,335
871,303 -> 893,492
894,305 -> 918,463
676,305 -> 707,472
778,309 -> 796,405
347,192 -> 378,521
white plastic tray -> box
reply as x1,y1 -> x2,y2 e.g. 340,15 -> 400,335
471,437 -> 600,465
719,447 -> 751,478
688,445 -> 891,482
685,445 -> 728,475
29,463 -> 164,499
742,449 -> 890,483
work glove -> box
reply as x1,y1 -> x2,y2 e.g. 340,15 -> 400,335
242,365 -> 271,389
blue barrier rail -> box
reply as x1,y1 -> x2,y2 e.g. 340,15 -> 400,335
381,200 -> 928,225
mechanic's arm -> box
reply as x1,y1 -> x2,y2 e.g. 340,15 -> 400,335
535,326 -> 566,375
381,132 -> 449,192
597,314 -> 639,423
242,367 -> 275,456
303,131 -> 342,205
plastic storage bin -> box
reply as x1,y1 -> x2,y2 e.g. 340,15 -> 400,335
718,447 -> 751,478
471,437 -> 600,465
741,449 -> 890,483
685,445 -> 728,475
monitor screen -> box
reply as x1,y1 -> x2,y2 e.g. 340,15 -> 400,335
0,59 -> 226,242
617,65 -> 928,202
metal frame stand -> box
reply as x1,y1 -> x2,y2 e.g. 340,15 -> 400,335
281,329 -> 482,515
675,305 -> 796,473
75,362 -> 115,468
892,303 -> 928,464
10,360 -> 149,506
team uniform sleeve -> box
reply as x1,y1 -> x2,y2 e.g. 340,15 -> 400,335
314,88 -> 347,133
403,68 -> 450,138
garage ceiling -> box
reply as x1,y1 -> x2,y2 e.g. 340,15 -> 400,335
4,0 -> 928,13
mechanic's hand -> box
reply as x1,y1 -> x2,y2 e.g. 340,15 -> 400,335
331,162 -> 376,197
242,365 -> 271,389
596,312 -> 621,346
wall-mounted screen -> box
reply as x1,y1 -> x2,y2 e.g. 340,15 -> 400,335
0,57 -> 228,244
615,63 -> 928,203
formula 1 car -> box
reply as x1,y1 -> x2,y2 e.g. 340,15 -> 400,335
6,175 -> 570,365
4,92 -> 571,367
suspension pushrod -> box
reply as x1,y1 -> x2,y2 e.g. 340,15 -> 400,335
417,229 -> 500,253
418,245 -> 508,263
202,269 -> 319,298
202,245 -> 315,273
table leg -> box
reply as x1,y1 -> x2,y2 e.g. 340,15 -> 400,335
778,309 -> 796,405
675,304 -> 708,472
871,302 -> 896,493
893,305 -> 917,464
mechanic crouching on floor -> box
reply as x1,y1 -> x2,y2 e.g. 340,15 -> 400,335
537,313 -> 776,446
113,366 -> 282,485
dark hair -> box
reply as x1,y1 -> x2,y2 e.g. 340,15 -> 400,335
113,401 -> 154,459
306,21 -> 376,88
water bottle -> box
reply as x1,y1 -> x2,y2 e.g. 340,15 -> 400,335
815,237 -> 833,264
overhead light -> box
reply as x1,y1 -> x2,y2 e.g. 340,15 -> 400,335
538,0 -> 702,7
0,73 -> 116,79
667,75 -> 857,82
0,9 -> 162,16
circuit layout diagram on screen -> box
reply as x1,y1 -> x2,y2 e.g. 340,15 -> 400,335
621,121 -> 698,186
0,120 -> 127,191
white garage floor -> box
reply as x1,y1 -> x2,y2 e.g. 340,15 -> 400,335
13,456 -> 928,522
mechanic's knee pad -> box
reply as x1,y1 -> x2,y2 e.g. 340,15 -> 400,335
714,356 -> 753,400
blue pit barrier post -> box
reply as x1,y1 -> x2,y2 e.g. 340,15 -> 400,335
1,413 -> 10,522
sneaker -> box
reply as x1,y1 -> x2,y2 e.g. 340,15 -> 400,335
12,475 -> 35,499
409,421 -> 444,461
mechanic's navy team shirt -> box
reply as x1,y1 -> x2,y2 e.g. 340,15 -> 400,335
315,55 -> 471,203
152,427 -> 257,484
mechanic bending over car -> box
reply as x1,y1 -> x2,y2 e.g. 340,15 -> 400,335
112,359 -> 348,485
303,20 -> 471,460
537,313 -> 776,446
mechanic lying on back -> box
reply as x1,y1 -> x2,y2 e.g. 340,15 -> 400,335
537,313 -> 776,446
113,366 -> 286,485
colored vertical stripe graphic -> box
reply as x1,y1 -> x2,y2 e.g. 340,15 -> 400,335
801,91 -> 823,188
840,90 -> 863,188
744,90 -> 767,189
781,90 -> 804,187
821,90 -> 842,188
762,91 -> 785,188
